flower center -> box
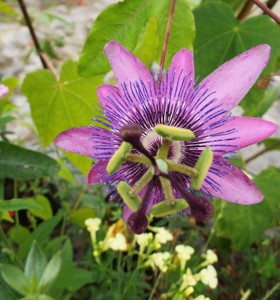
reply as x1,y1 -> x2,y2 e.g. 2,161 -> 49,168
141,129 -> 183,162
106,124 -> 214,233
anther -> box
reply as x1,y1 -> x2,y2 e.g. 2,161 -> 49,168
106,141 -> 132,174
155,124 -> 196,141
117,181 -> 141,212
167,160 -> 198,177
159,176 -> 176,205
192,147 -> 213,190
150,199 -> 189,217
129,168 -> 154,197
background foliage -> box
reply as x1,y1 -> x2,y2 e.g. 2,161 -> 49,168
0,0 -> 279,299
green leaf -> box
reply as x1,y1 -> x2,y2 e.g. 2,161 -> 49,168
194,2 -> 280,116
0,273 -> 19,300
24,241 -> 47,283
69,207 -> 96,227
29,195 -> 53,220
50,240 -> 93,293
133,16 -> 159,67
8,225 -> 30,245
56,158 -> 75,183
254,85 -> 280,117
0,198 -> 42,212
0,77 -> 19,114
0,264 -> 29,296
214,167 -> 280,250
19,210 -> 64,259
0,142 -> 59,180
261,138 -> 280,152
22,60 -> 103,174
0,1 -> 18,17
38,251 -> 62,292
20,295 -> 54,300
0,116 -> 15,129
78,0 -> 195,76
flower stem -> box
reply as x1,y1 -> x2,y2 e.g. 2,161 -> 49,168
237,0 -> 254,20
159,0 -> 177,82
17,0 -> 58,76
148,271 -> 163,300
244,140 -> 280,164
252,0 -> 280,23
237,0 -> 280,23
262,281 -> 280,300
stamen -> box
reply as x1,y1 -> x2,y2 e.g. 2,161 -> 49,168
117,181 -> 141,212
106,141 -> 132,174
192,147 -> 213,190
125,153 -> 152,165
159,176 -> 176,205
150,198 -> 189,217
167,160 -> 198,177
156,138 -> 172,159
155,124 -> 196,141
130,168 -> 155,197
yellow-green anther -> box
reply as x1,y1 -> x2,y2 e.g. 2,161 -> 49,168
167,160 -> 198,177
156,158 -> 168,174
157,138 -> 172,159
125,153 -> 152,165
117,181 -> 141,212
159,177 -> 176,205
150,199 -> 189,217
192,146 -> 213,190
130,167 -> 155,197
155,124 -> 196,141
106,142 -> 132,174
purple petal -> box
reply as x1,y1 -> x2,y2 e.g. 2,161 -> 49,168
88,160 -> 108,184
55,126 -> 119,160
202,158 -> 263,204
104,41 -> 156,103
160,49 -> 194,101
97,84 -> 130,130
198,116 -> 278,153
55,127 -> 94,157
0,84 -> 9,99
195,44 -> 270,116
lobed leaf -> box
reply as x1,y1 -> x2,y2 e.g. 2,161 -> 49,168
22,60 -> 103,174
194,2 -> 280,116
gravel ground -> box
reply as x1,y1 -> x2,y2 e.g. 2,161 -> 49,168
0,0 -> 279,174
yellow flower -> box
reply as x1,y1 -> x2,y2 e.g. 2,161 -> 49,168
180,268 -> 197,291
199,265 -> 218,289
147,252 -> 171,273
135,232 -> 153,251
151,227 -> 173,247
175,245 -> 194,269
193,295 -> 211,300
201,249 -> 218,266
85,218 -> 101,244
103,233 -> 128,251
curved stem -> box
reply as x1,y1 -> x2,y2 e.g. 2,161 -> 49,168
17,0 -> 58,77
252,0 -> 280,23
262,282 -> 280,300
159,0 -> 177,82
244,140 -> 280,164
17,0 -> 48,69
